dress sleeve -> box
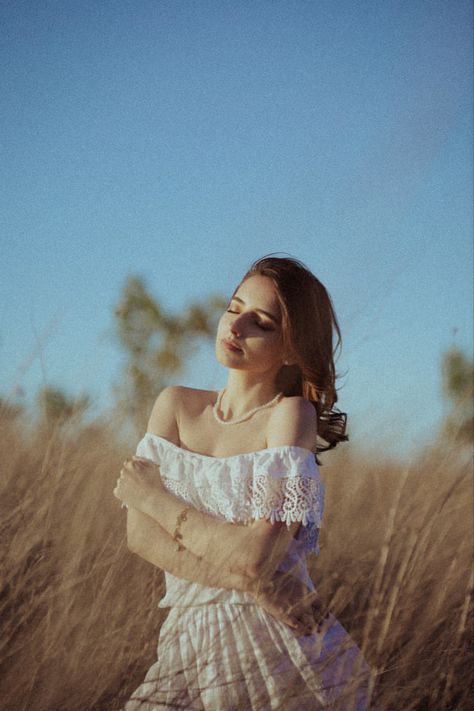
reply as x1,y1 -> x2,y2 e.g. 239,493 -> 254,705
249,447 -> 324,555
135,434 -> 162,463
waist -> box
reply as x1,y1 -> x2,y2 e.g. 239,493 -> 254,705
159,556 -> 314,609
158,576 -> 256,608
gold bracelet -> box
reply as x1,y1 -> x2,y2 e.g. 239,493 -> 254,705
173,506 -> 192,552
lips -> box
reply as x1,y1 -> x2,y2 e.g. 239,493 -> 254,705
221,338 -> 243,353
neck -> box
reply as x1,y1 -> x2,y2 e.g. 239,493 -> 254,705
220,370 -> 281,419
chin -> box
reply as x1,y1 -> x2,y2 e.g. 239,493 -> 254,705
215,343 -> 246,368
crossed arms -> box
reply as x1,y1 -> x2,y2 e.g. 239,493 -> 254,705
121,389 -> 320,598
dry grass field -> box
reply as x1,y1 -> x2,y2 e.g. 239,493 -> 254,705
0,410 -> 472,710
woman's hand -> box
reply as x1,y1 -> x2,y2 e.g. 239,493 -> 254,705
250,570 -> 331,637
113,456 -> 165,515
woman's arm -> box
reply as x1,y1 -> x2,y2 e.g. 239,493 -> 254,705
138,483 -> 300,581
122,386 -> 258,587
117,388 -> 324,633
120,391 -> 317,583
127,506 -> 254,591
127,507 -> 326,635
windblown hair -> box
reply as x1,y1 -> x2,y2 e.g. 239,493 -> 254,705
237,254 -> 348,462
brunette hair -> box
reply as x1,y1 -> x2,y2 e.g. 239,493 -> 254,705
236,254 -> 348,462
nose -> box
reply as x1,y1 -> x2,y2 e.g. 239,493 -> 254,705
230,318 -> 242,337
230,321 -> 241,336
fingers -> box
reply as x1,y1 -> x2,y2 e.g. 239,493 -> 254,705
273,602 -> 316,635
120,458 -> 144,478
291,613 -> 331,637
121,456 -> 154,473
113,482 -> 128,509
293,615 -> 314,636
258,596 -> 331,637
289,601 -> 332,636
132,456 -> 154,466
122,457 -> 138,469
288,612 -> 316,637
115,455 -> 155,508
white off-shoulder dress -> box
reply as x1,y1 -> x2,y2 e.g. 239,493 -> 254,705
123,434 -> 370,710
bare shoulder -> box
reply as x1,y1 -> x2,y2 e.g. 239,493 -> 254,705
147,386 -> 214,443
266,395 -> 317,451
147,385 -> 184,442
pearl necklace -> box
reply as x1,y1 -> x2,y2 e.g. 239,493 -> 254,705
212,389 -> 284,425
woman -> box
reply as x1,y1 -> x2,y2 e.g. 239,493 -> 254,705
114,255 -> 370,710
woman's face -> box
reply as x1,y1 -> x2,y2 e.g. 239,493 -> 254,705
215,274 -> 288,375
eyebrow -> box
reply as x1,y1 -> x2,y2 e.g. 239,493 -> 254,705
230,296 -> 280,324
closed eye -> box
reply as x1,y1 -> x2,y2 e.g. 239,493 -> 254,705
226,309 -> 273,332
255,321 -> 275,331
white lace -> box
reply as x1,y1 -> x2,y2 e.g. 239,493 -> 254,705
136,433 -> 324,555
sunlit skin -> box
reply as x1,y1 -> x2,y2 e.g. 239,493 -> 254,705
114,273 -> 330,635
214,274 -> 294,419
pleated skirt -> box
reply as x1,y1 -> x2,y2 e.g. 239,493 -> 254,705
123,603 -> 370,710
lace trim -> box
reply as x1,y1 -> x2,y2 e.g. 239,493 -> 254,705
247,472 -> 322,527
162,472 -> 323,555
137,434 -> 324,555
247,473 -> 322,555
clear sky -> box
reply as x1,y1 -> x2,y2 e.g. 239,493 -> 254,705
1,0 -> 472,459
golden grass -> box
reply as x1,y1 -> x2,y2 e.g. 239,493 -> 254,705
0,413 -> 472,710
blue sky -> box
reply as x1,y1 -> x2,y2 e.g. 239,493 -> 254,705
1,0 -> 472,459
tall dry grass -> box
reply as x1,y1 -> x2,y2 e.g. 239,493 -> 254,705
0,410 -> 472,710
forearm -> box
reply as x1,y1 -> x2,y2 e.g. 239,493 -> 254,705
127,507 -> 256,592
127,509 -> 322,636
141,488 -> 265,577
